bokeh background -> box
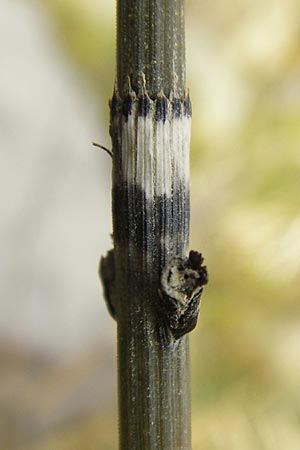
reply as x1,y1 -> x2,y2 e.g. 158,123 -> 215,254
1,0 -> 300,449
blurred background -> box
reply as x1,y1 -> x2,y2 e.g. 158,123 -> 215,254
1,0 -> 300,449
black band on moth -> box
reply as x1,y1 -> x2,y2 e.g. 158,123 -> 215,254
168,289 -> 202,340
160,250 -> 208,340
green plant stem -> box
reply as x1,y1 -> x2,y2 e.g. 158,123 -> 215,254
111,1 -> 191,449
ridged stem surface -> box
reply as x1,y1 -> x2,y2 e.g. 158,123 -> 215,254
112,1 -> 191,449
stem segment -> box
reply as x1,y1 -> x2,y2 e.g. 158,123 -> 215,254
108,1 -> 192,449
116,0 -> 185,97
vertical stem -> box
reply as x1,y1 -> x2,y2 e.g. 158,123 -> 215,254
110,1 -> 193,449
116,0 -> 186,97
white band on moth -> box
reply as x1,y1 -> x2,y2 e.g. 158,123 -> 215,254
120,96 -> 191,199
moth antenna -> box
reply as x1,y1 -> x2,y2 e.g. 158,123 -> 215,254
92,142 -> 113,158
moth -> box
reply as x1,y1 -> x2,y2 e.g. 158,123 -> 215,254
160,250 -> 208,340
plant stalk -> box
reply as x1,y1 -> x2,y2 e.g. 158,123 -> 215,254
102,1 -> 199,449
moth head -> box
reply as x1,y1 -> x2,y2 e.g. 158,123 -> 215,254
161,251 -> 208,307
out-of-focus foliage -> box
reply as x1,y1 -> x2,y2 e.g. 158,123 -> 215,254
187,1 -> 300,448
44,0 -> 115,97
4,0 -> 300,449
